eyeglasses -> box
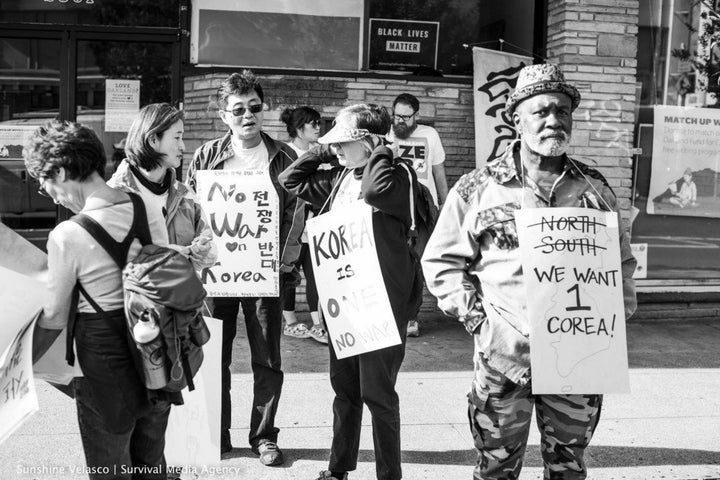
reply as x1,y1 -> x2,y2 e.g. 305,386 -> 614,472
330,143 -> 345,156
309,120 -> 321,128
37,177 -> 51,198
393,112 -> 416,122
223,104 -> 264,117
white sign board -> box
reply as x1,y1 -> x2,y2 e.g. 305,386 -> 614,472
0,318 -> 40,445
472,47 -> 531,168
195,170 -> 280,297
165,317 -> 222,470
515,208 -> 630,394
104,79 -> 140,133
305,202 -> 400,359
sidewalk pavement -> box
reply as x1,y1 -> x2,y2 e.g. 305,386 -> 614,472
2,315 -> 720,480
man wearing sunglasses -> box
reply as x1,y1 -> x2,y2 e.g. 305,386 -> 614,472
186,70 -> 304,466
386,93 -> 448,338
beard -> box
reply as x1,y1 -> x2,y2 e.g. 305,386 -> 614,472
523,130 -> 571,157
393,122 -> 416,140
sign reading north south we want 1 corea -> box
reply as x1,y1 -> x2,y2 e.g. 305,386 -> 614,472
367,18 -> 439,71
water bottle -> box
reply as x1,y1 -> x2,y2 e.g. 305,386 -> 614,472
133,309 -> 169,390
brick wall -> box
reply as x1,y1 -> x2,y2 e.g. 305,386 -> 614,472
183,73 -> 476,315
546,0 -> 639,221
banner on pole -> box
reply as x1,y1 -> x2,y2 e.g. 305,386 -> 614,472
515,207 -> 630,394
472,47 -> 531,168
195,170 -> 280,297
305,203 -> 400,358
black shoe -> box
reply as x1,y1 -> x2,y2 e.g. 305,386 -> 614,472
252,441 -> 284,466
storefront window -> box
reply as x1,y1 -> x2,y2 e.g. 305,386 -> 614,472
0,0 -> 180,28
633,0 -> 720,283
368,0 -> 536,76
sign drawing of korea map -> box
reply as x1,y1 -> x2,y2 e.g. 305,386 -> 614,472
515,207 -> 630,394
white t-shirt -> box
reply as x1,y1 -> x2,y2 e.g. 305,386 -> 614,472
387,124 -> 445,205
286,142 -> 308,158
333,170 -> 362,207
224,138 -> 270,171
40,200 -> 167,329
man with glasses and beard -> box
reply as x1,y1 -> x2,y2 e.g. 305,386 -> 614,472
386,93 -> 448,337
186,70 -> 304,466
421,64 -> 637,480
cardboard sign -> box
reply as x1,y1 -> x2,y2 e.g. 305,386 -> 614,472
0,317 -> 40,445
195,170 -> 280,297
165,317 -> 222,469
515,207 -> 630,394
305,202 -> 400,359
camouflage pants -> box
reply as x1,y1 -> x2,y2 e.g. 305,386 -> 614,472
468,355 -> 602,480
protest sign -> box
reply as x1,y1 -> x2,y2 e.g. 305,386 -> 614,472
0,226 -> 80,383
305,202 -> 400,359
0,317 -> 40,445
195,170 -> 280,297
165,317 -> 222,468
515,207 -> 630,394
473,47 -> 531,168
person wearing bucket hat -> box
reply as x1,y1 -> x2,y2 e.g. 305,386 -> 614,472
421,63 -> 637,480
279,104 -> 424,480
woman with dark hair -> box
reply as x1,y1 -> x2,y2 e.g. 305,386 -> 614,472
108,103 -> 217,270
279,104 -> 423,480
279,106 -> 328,343
26,120 -> 173,479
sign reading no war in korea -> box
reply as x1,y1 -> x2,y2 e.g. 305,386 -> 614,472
196,170 -> 279,297
306,203 -> 400,358
515,208 -> 629,394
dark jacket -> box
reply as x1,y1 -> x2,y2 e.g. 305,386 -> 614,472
186,130 -> 304,272
279,144 -> 423,323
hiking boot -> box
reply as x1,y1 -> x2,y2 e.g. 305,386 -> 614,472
284,322 -> 311,339
406,319 -> 420,337
252,441 -> 284,466
315,471 -> 348,480
309,324 -> 329,344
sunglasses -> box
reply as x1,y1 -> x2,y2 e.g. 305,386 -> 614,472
223,104 -> 264,117
308,120 -> 321,128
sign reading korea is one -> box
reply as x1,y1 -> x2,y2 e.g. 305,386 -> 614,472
368,18 -> 439,71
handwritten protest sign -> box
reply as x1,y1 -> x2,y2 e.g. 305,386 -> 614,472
515,207 -> 629,394
165,317 -> 222,468
0,317 -> 40,445
0,225 -> 80,384
196,170 -> 280,297
306,202 -> 400,359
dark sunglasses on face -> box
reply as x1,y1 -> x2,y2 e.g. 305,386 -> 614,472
223,104 -> 264,117
309,120 -> 321,128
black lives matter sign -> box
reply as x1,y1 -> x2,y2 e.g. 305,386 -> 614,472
368,18 -> 439,71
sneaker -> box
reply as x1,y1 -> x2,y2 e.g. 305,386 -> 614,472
406,319 -> 420,337
252,441 -> 284,466
309,324 -> 329,344
315,471 -> 348,480
284,322 -> 311,339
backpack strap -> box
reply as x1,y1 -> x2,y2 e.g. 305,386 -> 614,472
64,192 -> 153,366
398,162 -> 418,239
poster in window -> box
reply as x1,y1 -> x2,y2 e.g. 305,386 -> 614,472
367,18 -> 439,72
647,105 -> 720,218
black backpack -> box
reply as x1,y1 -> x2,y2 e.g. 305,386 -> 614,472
68,193 -> 209,392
